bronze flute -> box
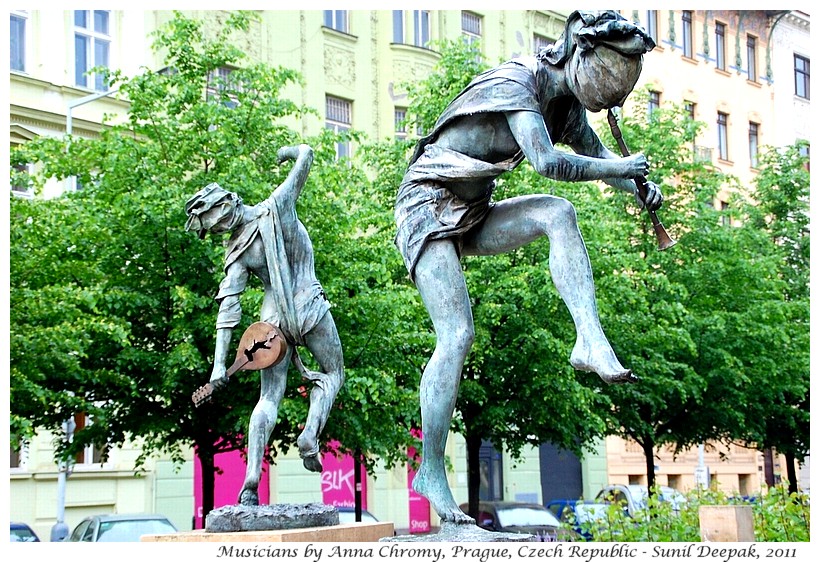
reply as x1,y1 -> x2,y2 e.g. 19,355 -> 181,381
607,109 -> 677,251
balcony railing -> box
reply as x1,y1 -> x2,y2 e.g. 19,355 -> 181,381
694,145 -> 713,164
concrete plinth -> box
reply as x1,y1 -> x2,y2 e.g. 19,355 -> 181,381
142,521 -> 395,543
699,505 -> 755,542
205,503 -> 337,533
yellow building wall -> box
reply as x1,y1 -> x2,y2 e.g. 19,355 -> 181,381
10,430 -> 195,541
622,10 -> 775,198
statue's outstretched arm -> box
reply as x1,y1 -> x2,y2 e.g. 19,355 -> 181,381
273,144 -> 314,207
567,119 -> 638,195
506,110 -> 648,183
568,119 -> 663,210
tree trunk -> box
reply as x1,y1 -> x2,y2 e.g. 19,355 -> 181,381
763,448 -> 775,487
642,436 -> 656,495
465,431 -> 483,519
785,451 -> 798,495
198,445 -> 216,524
354,448 -> 363,521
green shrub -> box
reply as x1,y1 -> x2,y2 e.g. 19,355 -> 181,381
571,483 -> 809,542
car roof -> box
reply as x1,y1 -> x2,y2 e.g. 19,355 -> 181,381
473,501 -> 548,509
546,499 -> 600,505
87,513 -> 172,522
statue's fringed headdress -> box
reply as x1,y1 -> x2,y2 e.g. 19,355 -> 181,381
537,11 -> 656,112
538,10 -> 655,67
184,183 -> 244,239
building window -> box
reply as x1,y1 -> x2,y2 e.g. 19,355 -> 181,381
323,10 -> 349,34
644,10 -> 659,44
206,66 -> 242,109
715,22 -> 726,71
717,112 -> 729,161
73,413 -> 107,466
10,11 -> 27,72
413,10 -> 431,48
795,55 -> 810,99
648,90 -> 661,118
748,122 -> 759,168
326,96 -> 352,160
798,142 -> 809,172
392,10 -> 404,44
10,442 -> 29,469
719,199 -> 730,226
684,101 -> 697,151
11,162 -> 32,197
533,33 -> 551,55
747,35 -> 757,82
393,10 -> 431,47
681,11 -> 693,58
74,10 -> 111,91
394,108 -> 407,139
461,11 -> 482,45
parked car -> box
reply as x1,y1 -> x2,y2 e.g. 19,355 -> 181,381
545,500 -> 609,540
10,522 -> 40,542
594,484 -> 686,517
336,506 -> 380,524
67,514 -> 177,542
459,501 -> 575,541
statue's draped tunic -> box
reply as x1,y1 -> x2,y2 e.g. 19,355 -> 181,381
217,196 -> 329,347
395,57 -> 588,281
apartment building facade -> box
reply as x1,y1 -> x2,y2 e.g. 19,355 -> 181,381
9,10 -> 809,539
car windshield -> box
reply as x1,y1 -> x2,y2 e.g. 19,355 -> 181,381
496,506 -> 560,528
575,504 -> 609,523
97,519 -> 176,542
629,487 -> 686,509
10,527 -> 38,542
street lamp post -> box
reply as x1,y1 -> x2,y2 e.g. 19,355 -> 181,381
49,417 -> 76,542
63,66 -> 170,193
64,87 -> 121,192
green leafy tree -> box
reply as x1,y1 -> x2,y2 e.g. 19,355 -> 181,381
588,96 -> 809,497
10,10 -> 420,519
739,142 -> 810,493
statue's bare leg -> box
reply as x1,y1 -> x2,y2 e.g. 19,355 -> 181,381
297,313 -> 345,473
238,357 -> 289,505
412,239 -> 477,525
463,194 -> 636,384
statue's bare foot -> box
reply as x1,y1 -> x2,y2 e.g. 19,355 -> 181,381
413,464 -> 475,525
297,432 -> 322,473
301,453 -> 323,473
238,487 -> 259,506
571,337 -> 638,384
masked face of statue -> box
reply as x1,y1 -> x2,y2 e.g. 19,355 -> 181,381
199,201 -> 242,234
565,45 -> 644,112
184,183 -> 244,238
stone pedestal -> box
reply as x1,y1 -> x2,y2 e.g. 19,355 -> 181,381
386,522 -> 537,542
141,521 -> 395,543
699,505 -> 755,542
205,503 -> 337,533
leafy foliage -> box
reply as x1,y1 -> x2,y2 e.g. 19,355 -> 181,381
572,484 -> 810,542
584,95 -> 810,490
10,11 -> 808,515
10,11 -> 421,502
